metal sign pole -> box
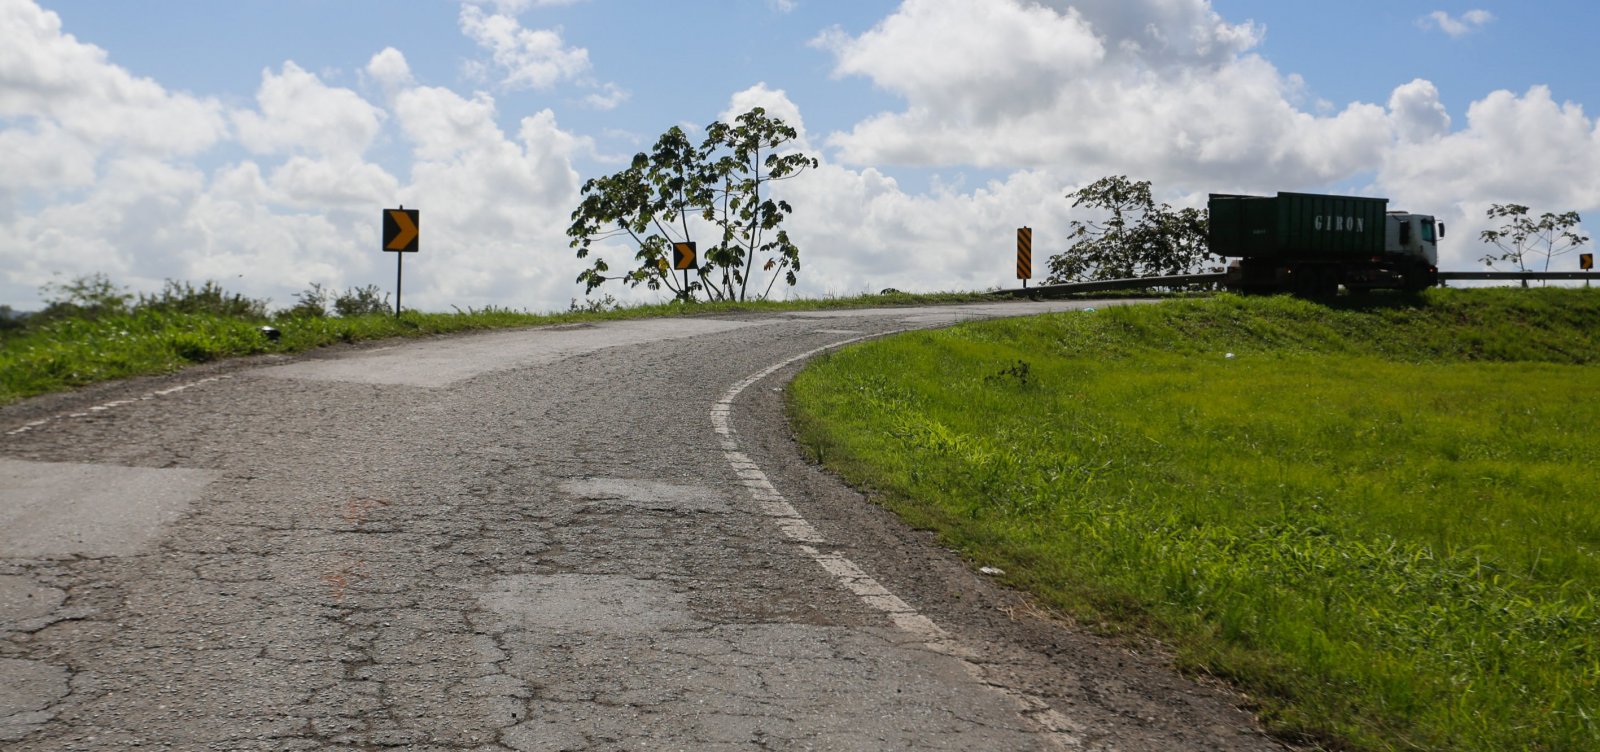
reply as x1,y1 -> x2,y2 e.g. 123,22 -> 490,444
395,250 -> 404,318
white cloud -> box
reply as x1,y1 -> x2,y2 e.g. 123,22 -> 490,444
1047,0 -> 1261,67
1388,79 -> 1451,143
1377,85 -> 1600,269
232,62 -> 387,157
4,0 -> 1597,313
1,0 -> 596,312
769,0 -> 797,13
0,121 -> 98,193
392,85 -> 504,163
462,0 -> 584,14
1419,10 -> 1495,38
364,47 -> 414,92
815,0 -> 1411,195
815,0 -> 1104,123
266,157 -> 400,210
722,83 -> 810,147
458,4 -> 590,90
0,0 -> 226,167
581,82 -> 629,111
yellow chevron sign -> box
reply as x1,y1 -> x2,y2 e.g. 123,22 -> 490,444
1583,253 -> 1594,270
383,208 -> 419,252
673,241 -> 697,270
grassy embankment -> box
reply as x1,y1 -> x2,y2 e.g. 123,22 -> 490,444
0,291 -> 995,407
788,288 -> 1599,751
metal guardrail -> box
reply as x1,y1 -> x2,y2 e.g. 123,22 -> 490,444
995,271 -> 1599,297
996,273 -> 1226,297
1439,271 -> 1600,281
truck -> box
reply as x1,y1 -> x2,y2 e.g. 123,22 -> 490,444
1209,192 -> 1442,296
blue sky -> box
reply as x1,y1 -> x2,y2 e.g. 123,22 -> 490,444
4,1 -> 1598,311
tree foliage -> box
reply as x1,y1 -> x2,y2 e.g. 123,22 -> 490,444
567,108 -> 818,302
1045,176 -> 1215,284
38,272 -> 133,321
1479,204 -> 1588,285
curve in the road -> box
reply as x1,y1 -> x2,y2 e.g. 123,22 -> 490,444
713,333 -> 1085,748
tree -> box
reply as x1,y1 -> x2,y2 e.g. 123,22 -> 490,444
1045,176 -> 1215,284
1479,204 -> 1589,286
568,108 -> 818,302
38,272 -> 132,321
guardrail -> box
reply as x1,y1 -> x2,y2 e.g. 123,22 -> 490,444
995,273 -> 1226,297
1439,271 -> 1600,282
995,271 -> 1600,298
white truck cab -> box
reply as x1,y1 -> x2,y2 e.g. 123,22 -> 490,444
1387,212 -> 1444,267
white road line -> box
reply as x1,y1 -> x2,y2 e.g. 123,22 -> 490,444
714,337 -> 1086,750
5,376 -> 232,437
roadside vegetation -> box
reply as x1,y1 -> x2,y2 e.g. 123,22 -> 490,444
0,273 -> 992,406
788,288 -> 1600,751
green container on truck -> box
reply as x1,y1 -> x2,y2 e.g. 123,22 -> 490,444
1209,192 -> 1442,296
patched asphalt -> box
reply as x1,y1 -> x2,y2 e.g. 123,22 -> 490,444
0,300 -> 1288,751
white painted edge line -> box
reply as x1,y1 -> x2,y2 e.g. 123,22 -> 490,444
5,376 -> 232,437
714,336 -> 1086,749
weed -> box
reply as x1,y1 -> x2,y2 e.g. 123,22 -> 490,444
984,359 -> 1032,387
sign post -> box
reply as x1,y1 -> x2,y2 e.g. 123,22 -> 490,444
382,206 -> 419,317
1016,227 -> 1033,288
672,241 -> 697,300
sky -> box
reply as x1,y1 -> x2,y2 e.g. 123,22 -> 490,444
3,0 -> 1598,312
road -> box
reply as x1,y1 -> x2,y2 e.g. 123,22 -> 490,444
1,300 -> 1286,751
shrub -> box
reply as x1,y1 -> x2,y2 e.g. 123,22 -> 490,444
333,284 -> 391,317
137,279 -> 269,319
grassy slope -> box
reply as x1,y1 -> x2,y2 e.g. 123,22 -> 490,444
0,291 -> 994,406
788,288 -> 1600,751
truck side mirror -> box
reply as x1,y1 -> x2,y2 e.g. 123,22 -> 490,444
1438,222 -> 1446,238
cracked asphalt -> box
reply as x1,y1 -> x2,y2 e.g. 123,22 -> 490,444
0,300 -> 1289,751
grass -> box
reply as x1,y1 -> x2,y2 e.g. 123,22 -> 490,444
0,290 -> 997,406
787,288 -> 1600,751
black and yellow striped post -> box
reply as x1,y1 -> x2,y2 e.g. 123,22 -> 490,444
1016,227 -> 1033,287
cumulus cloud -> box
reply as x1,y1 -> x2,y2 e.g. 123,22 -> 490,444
458,4 -> 590,90
232,62 -> 387,157
815,0 -> 1392,190
1419,10 -> 1495,38
0,0 -> 593,312
462,0 -> 585,14
0,0 -> 226,170
722,83 -> 810,148
1388,79 -> 1451,142
1377,85 -> 1600,269
364,47 -> 414,92
815,0 -> 1104,123
4,0 -> 1597,312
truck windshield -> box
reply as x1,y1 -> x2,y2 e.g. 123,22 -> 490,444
1421,220 -> 1436,243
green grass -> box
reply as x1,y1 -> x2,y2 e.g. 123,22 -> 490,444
788,288 -> 1600,751
0,290 -> 997,406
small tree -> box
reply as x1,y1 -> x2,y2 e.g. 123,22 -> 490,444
38,273 -> 133,321
1479,204 -> 1588,286
1045,176 -> 1215,283
568,108 -> 818,302
333,285 -> 391,317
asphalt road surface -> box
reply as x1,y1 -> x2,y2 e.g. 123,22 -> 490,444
1,301 -> 1288,751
